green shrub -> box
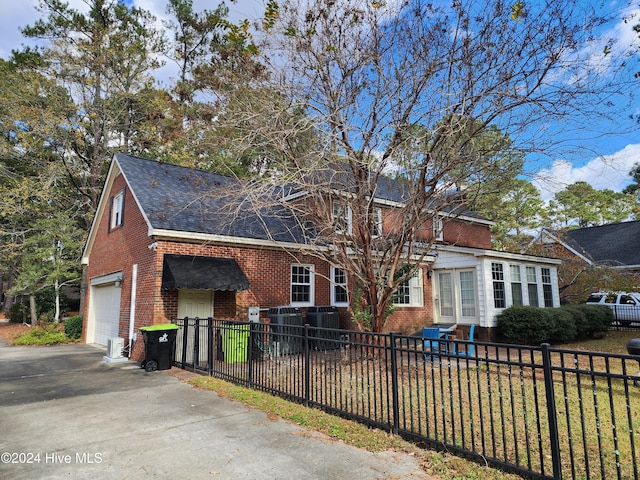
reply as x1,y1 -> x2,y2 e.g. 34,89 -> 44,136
569,304 -> 613,338
497,306 -> 555,345
12,325 -> 69,345
7,302 -> 28,323
549,307 -> 577,343
64,315 -> 83,340
559,305 -> 588,339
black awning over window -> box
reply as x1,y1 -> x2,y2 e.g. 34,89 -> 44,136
161,254 -> 250,291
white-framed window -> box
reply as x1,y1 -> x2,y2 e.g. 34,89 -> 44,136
492,262 -> 506,308
333,201 -> 351,234
541,267 -> 553,307
510,265 -> 523,306
433,216 -> 443,241
526,266 -> 539,307
331,267 -> 349,306
110,189 -> 125,230
394,268 -> 424,307
371,207 -> 383,237
291,264 -> 314,306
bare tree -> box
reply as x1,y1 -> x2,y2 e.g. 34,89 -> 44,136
207,0 -> 636,332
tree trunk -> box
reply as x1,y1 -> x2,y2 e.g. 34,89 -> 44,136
29,295 -> 37,326
3,273 -> 14,311
54,279 -> 61,323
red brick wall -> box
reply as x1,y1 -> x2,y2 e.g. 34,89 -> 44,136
153,241 -> 335,322
443,220 -> 492,249
82,173 -> 158,360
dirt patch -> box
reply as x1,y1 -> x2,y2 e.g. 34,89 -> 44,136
0,322 -> 33,343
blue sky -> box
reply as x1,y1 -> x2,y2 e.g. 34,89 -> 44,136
1,0 -> 639,202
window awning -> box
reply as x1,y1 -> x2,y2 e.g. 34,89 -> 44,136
161,255 -> 250,291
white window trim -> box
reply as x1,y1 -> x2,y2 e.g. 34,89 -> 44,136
433,216 -> 443,241
394,268 -> 424,307
525,265 -> 539,307
491,262 -> 506,309
333,202 -> 352,235
458,270 -> 477,317
330,266 -> 349,307
290,264 -> 314,307
111,189 -> 124,229
372,207 -> 383,237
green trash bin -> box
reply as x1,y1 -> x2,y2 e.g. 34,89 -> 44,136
221,322 -> 249,363
139,324 -> 179,372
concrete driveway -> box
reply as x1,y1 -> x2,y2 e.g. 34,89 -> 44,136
0,340 -> 431,480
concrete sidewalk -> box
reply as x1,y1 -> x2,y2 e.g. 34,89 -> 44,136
0,342 -> 432,479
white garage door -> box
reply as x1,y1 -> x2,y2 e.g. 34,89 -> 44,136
92,283 -> 122,346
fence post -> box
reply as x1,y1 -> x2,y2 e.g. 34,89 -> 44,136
304,324 -> 310,408
247,321 -> 255,387
541,343 -> 562,480
194,317 -> 201,373
389,332 -> 400,435
207,318 -> 213,376
181,316 -> 189,369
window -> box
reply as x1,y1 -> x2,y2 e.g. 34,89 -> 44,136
394,268 -> 423,306
371,207 -> 383,237
526,266 -> 539,307
333,201 -> 351,234
291,264 -> 314,306
331,267 -> 348,306
433,216 -> 443,241
110,189 -> 125,230
541,267 -> 553,307
492,262 -> 506,308
459,271 -> 476,316
510,265 -> 523,306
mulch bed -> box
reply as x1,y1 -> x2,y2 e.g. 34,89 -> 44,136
0,321 -> 33,343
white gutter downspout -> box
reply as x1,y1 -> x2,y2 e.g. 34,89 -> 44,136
128,264 -> 138,358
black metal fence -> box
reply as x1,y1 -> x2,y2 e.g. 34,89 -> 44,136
607,304 -> 640,331
173,317 -> 640,480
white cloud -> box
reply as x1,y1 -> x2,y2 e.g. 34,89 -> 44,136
533,144 -> 640,201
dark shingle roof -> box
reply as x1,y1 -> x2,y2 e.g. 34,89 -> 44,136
564,221 -> 640,267
296,162 -> 490,222
115,153 -> 308,243
115,153 -> 490,243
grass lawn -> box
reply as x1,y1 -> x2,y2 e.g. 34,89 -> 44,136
556,329 -> 639,354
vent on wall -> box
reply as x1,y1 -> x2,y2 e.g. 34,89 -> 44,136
106,337 -> 124,359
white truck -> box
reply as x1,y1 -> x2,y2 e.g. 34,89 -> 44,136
586,292 -> 640,325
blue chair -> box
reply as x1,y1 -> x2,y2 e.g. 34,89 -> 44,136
422,327 -> 442,359
453,324 -> 476,357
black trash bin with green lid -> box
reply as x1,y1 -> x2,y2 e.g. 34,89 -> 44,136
139,324 -> 179,372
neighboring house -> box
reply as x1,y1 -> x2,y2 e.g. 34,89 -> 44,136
534,222 -> 640,273
81,154 -> 561,359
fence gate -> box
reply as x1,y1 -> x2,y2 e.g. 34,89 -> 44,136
174,317 -> 213,373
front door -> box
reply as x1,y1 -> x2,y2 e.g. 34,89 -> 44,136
435,270 -> 477,324
177,289 -> 213,319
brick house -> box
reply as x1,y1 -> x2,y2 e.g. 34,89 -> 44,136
82,154 -> 561,359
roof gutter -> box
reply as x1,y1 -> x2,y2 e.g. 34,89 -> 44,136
150,228 -> 329,253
